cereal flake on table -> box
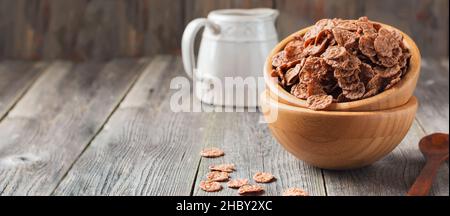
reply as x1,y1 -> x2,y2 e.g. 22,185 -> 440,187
253,172 -> 276,183
238,184 -> 265,195
209,163 -> 236,173
206,171 -> 230,182
200,147 -> 224,158
199,180 -> 222,192
227,178 -> 249,189
282,188 -> 309,196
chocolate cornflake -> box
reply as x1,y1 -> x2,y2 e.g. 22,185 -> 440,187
332,27 -> 358,49
272,51 -> 288,68
227,179 -> 249,189
342,82 -> 366,100
307,94 -> 333,110
282,188 -> 309,196
238,185 -> 265,195
271,17 -> 410,110
200,147 -> 224,158
359,34 -> 377,57
374,65 -> 401,78
291,83 -> 308,99
209,164 -> 236,173
284,64 -> 301,86
206,171 -> 230,182
253,172 -> 276,183
199,180 -> 222,192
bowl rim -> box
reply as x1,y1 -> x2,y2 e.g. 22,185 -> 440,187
264,21 -> 421,111
260,89 -> 418,117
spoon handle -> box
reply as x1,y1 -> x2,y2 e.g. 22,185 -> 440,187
407,158 -> 442,196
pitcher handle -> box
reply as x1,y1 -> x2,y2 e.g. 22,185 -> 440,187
182,18 -> 220,79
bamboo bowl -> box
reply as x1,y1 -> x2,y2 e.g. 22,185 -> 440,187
264,23 -> 421,111
260,90 -> 418,169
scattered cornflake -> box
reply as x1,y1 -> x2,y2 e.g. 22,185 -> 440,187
227,179 -> 249,189
199,180 -> 222,192
206,171 -> 229,182
282,188 -> 309,196
238,185 -> 265,195
253,172 -> 276,183
209,163 -> 236,173
200,147 -> 224,158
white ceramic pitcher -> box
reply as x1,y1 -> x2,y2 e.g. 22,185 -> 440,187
182,8 -> 279,107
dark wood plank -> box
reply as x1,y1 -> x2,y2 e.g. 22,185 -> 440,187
414,58 -> 449,133
0,61 -> 46,120
0,59 -> 146,195
0,0 -> 448,59
184,0 -> 274,22
0,0 -> 183,60
275,0 -> 364,39
192,111 -> 326,196
364,0 -> 449,58
54,56 -> 211,195
323,121 -> 449,196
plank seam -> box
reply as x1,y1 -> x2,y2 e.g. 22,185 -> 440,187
189,157 -> 203,196
320,169 -> 328,196
0,63 -> 50,122
414,116 -> 430,135
49,59 -> 152,195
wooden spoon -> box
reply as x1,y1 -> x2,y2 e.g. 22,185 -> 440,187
407,133 -> 449,196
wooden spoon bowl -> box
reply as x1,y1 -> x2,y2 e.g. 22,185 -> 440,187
407,133 -> 449,196
264,23 -> 421,111
419,133 -> 449,158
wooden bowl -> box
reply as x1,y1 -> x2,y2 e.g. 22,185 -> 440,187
264,23 -> 421,111
260,90 -> 418,169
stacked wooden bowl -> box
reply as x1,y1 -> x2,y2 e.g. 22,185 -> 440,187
260,23 -> 421,169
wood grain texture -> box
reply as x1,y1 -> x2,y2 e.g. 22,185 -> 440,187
322,121 -> 449,196
0,0 -> 183,60
274,0 -> 364,40
0,61 -> 46,119
414,59 -> 449,133
0,59 -> 145,195
184,0 -> 274,23
54,57 -> 212,195
1,0 -> 445,60
363,0 -> 449,58
274,0 -> 448,58
192,111 -> 326,196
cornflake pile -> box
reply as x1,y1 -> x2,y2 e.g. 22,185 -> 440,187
199,147 -> 307,196
271,17 -> 411,110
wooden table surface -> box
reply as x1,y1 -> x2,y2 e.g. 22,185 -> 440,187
0,56 -> 448,196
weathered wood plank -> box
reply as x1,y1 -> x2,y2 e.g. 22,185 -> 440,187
0,61 -> 46,120
184,0 -> 273,22
0,0 -> 183,60
0,0 -> 448,59
364,0 -> 449,58
0,59 -> 146,195
193,111 -> 326,196
273,0 -> 448,58
414,59 -> 449,133
54,56 -> 210,195
323,120 -> 449,196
